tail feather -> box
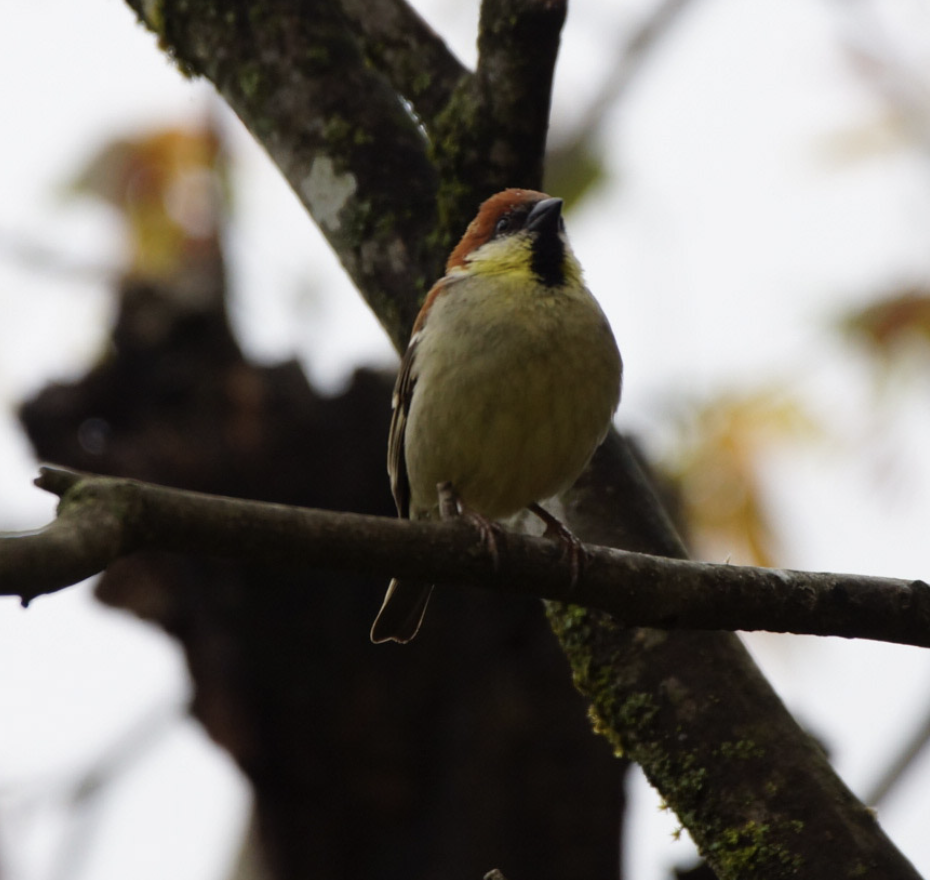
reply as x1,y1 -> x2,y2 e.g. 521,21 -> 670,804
370,579 -> 434,643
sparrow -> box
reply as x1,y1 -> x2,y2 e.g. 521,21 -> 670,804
370,188 -> 622,643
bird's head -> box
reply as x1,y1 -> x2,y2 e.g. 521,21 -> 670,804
445,189 -> 582,289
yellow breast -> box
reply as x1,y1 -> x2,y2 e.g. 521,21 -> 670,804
403,272 -> 622,520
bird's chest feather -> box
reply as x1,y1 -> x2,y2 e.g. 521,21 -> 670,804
404,279 -> 620,518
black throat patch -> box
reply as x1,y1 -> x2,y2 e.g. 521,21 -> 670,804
531,232 -> 566,287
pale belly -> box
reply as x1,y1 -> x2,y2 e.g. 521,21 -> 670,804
404,292 -> 621,520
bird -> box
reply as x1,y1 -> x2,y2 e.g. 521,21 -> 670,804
370,188 -> 622,643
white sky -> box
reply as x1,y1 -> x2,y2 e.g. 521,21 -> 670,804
2,0 -> 930,878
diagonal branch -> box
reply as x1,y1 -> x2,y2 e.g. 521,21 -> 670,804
554,432 -> 924,880
127,0 -> 442,349
126,0 -> 571,343
545,0 -> 701,200
338,0 -> 469,130
4,466 -> 928,651
564,0 -> 698,143
865,696 -> 930,807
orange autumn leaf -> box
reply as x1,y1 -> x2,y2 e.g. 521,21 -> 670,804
69,126 -> 226,280
665,389 -> 820,568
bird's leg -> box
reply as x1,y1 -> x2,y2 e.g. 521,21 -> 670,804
528,502 -> 586,589
436,481 -> 504,572
436,480 -> 463,520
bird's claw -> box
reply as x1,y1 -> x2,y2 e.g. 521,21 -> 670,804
528,503 -> 586,589
437,481 -> 504,572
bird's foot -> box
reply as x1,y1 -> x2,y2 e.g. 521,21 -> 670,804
437,481 -> 504,572
528,503 -> 586,589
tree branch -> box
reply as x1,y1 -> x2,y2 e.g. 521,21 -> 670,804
546,0 -> 700,201
475,0 -> 565,186
429,0 -> 567,254
126,0 -> 443,349
338,0 -> 469,130
4,467 -> 928,651
125,0 -> 569,341
865,696 -> 930,807
552,432 -> 923,880
569,0 -> 697,139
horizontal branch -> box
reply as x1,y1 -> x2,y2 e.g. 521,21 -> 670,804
4,467 -> 928,650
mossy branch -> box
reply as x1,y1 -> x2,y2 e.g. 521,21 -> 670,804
126,0 -> 442,349
475,0 -> 565,187
3,466 -> 928,653
555,433 -> 923,880
428,0 -> 567,252
339,0 -> 469,129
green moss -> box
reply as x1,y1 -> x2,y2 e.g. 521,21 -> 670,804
717,740 -> 766,761
305,45 -> 331,68
706,821 -> 804,876
586,705 -> 621,754
344,198 -> 377,246
411,70 -> 432,97
545,605 -> 817,877
239,61 -> 263,100
616,691 -> 659,729
140,0 -> 164,33
374,207 -> 406,239
133,0 -> 202,79
645,750 -> 709,821
320,116 -> 375,176
427,79 -> 485,249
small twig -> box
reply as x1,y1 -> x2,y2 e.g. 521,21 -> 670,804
48,702 -> 180,880
865,696 -> 930,806
573,0 -> 698,138
2,467 -> 929,650
546,0 -> 701,188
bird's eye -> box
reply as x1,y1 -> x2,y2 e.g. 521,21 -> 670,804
495,216 -> 512,235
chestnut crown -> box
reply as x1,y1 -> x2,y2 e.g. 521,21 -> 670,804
446,189 -> 577,288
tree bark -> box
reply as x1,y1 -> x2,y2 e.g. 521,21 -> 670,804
6,465 -> 930,650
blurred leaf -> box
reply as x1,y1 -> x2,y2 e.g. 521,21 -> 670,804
544,139 -> 609,210
840,287 -> 930,360
818,110 -> 911,166
665,389 -> 821,567
68,125 -> 226,281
